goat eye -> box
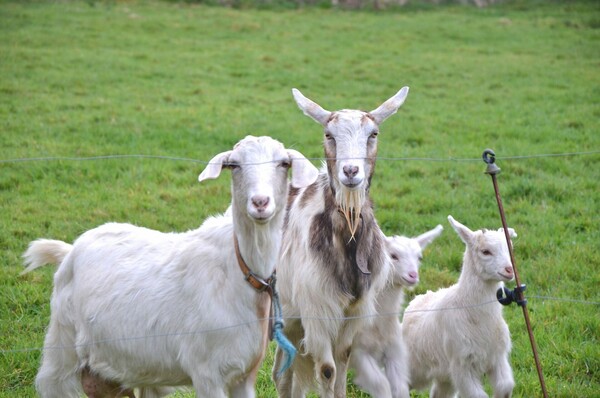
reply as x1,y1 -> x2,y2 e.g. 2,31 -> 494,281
482,249 -> 492,256
324,132 -> 334,141
390,254 -> 399,261
224,162 -> 240,170
280,160 -> 291,169
370,131 -> 378,139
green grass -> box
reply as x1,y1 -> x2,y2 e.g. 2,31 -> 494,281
1,0 -> 599,396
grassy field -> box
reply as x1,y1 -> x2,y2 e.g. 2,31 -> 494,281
1,0 -> 599,396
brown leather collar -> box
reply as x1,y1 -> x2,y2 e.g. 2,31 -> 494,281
233,234 -> 274,296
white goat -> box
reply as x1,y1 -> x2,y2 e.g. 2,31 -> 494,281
402,216 -> 516,398
272,87 -> 409,398
348,225 -> 443,398
22,135 -> 319,398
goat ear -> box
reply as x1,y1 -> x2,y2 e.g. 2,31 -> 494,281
369,86 -> 409,125
198,150 -> 233,182
292,88 -> 332,126
415,224 -> 444,250
287,149 -> 319,188
448,215 -> 473,245
499,227 -> 518,238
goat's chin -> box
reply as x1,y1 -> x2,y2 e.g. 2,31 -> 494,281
339,178 -> 364,190
247,212 -> 274,224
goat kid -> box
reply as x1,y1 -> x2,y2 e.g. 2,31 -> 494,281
402,216 -> 516,398
348,225 -> 443,398
23,135 -> 318,398
273,87 -> 409,398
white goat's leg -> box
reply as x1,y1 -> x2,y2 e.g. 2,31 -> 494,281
192,379 -> 227,398
291,371 -> 309,398
449,366 -> 488,398
429,380 -> 455,398
383,339 -> 410,398
333,344 -> 352,398
229,379 -> 255,398
305,332 -> 336,397
350,348 -> 392,398
36,318 -> 81,398
489,359 -> 514,398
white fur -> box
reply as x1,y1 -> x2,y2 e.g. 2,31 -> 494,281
273,88 -> 409,398
22,136 -> 318,398
402,216 -> 516,398
348,225 -> 443,398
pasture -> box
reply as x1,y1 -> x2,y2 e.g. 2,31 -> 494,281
1,0 -> 598,396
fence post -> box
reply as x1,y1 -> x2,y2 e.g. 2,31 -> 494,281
482,149 -> 549,398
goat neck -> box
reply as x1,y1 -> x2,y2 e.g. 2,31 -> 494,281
231,202 -> 283,280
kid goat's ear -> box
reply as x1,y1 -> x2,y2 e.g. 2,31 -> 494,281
448,215 -> 474,245
415,224 -> 444,250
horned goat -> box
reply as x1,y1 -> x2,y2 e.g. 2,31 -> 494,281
402,215 -> 516,398
272,87 -> 409,398
347,225 -> 443,398
22,135 -> 319,398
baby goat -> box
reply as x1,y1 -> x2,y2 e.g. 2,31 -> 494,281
402,216 -> 516,398
348,225 -> 443,398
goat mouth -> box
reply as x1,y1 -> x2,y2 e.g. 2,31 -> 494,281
342,181 -> 361,189
498,272 -> 514,281
401,277 -> 418,286
248,212 -> 274,224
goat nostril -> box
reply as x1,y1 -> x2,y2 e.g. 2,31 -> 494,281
505,266 -> 513,275
408,271 -> 418,280
343,165 -> 359,178
251,196 -> 270,210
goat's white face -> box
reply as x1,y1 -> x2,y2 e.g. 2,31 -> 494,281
387,225 -> 443,287
387,236 -> 422,287
227,138 -> 289,222
448,216 -> 516,283
291,87 -> 409,194
473,230 -> 515,282
325,111 -> 378,190
198,135 -> 318,224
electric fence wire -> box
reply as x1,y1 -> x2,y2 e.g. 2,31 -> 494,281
1,149 -> 599,166
1,294 -> 597,356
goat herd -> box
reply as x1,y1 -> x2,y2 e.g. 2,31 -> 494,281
22,87 -> 516,398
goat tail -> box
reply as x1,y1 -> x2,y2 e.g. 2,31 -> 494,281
21,239 -> 73,275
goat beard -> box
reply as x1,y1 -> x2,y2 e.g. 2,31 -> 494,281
336,187 -> 365,242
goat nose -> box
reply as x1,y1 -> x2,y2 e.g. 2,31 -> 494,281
408,271 -> 418,280
343,165 -> 359,178
251,195 -> 270,211
505,266 -> 514,275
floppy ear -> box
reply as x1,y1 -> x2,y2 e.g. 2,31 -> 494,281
287,149 -> 319,188
448,215 -> 474,245
292,88 -> 332,126
198,150 -> 232,183
415,224 -> 444,250
499,227 -> 518,238
369,86 -> 409,125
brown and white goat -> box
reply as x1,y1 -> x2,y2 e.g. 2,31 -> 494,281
273,87 -> 409,398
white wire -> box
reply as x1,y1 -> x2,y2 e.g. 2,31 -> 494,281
1,295 -> 597,356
